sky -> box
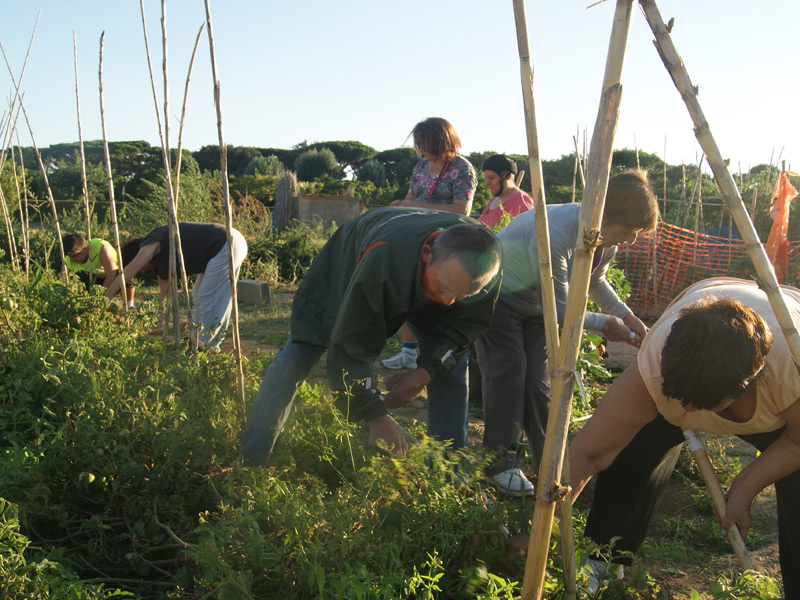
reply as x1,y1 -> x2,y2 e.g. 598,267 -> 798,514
1,1 -> 798,174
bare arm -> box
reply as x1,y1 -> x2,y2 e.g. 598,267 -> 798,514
722,398 -> 800,536
104,241 -> 159,299
569,361 -> 659,501
98,244 -> 118,291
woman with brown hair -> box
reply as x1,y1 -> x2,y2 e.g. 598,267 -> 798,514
383,117 -> 478,370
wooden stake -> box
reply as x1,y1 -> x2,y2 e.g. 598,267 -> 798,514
18,102 -> 68,284
14,137 -> 30,277
73,31 -> 93,285
640,0 -> 800,372
98,33 -> 129,312
172,21 -> 206,210
683,429 -> 754,571
511,0 -> 569,592
9,138 -> 29,280
204,0 -> 247,426
522,3 -> 634,598
139,0 -> 196,351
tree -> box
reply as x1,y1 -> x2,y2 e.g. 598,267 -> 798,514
356,159 -> 386,187
307,140 -> 376,171
375,147 -> 417,187
294,147 -> 341,182
244,155 -> 284,177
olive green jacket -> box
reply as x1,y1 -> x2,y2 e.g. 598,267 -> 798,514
291,207 -> 501,422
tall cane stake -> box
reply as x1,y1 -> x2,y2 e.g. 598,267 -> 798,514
204,0 -> 247,426
521,3 -> 634,598
511,0 -> 571,592
73,32 -> 93,284
98,33 -> 128,311
639,0 -> 800,370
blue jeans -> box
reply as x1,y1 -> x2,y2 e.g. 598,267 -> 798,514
240,339 -> 469,465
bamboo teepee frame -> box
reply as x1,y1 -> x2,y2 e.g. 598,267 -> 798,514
517,1 -> 799,596
521,2 -> 634,597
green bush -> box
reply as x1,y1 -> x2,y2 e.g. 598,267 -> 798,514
295,147 -> 342,182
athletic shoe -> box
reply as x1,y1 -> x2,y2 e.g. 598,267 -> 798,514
585,558 -> 624,594
381,351 -> 417,370
485,468 -> 535,497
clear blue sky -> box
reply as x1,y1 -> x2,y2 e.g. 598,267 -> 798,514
2,1 -> 798,173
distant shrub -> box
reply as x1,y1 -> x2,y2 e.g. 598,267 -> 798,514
295,147 -> 341,182
356,158 -> 387,187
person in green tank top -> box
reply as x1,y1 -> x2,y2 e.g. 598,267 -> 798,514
62,233 -> 135,309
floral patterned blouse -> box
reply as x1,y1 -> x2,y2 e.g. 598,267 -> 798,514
407,156 -> 477,205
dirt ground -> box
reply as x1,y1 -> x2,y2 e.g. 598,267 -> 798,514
219,291 -> 782,598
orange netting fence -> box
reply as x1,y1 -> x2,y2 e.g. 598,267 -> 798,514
616,222 -> 800,323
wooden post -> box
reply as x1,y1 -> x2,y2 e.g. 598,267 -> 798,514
521,3 -> 634,598
640,0 -> 800,371
683,429 -> 754,571
204,0 -> 247,426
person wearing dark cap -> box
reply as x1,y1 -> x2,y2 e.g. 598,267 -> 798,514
477,154 -> 534,228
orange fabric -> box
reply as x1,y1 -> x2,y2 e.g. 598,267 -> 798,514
356,241 -> 388,266
765,171 -> 799,282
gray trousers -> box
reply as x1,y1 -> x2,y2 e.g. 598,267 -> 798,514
192,229 -> 248,350
474,298 -> 550,474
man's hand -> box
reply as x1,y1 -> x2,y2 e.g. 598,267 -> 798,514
367,415 -> 409,455
384,368 -> 432,409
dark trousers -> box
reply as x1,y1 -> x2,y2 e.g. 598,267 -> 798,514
585,414 -> 800,599
474,299 -> 550,475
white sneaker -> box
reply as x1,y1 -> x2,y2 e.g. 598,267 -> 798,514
585,558 -> 624,594
486,468 -> 535,497
381,351 -> 417,370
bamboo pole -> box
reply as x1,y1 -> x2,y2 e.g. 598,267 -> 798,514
511,0 -> 572,593
9,139 -> 28,280
573,135 -> 586,188
73,31 -> 93,285
14,137 -> 30,277
98,33 -> 128,312
159,1 -> 181,346
204,0 -> 247,425
640,0 -> 800,372
171,21 -> 206,210
683,429 -> 754,571
18,103 -> 68,284
139,0 -> 196,350
522,3 -> 634,598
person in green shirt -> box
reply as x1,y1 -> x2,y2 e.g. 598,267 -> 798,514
62,233 -> 135,309
241,207 -> 502,465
